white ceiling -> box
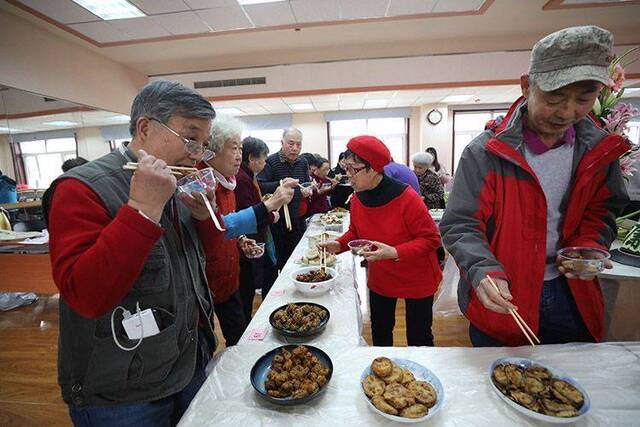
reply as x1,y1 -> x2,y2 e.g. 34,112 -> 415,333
17,0 -> 486,43
4,82 -> 639,134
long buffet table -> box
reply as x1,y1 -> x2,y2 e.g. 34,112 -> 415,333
179,215 -> 640,426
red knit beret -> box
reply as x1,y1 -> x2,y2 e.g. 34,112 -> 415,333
346,135 -> 391,173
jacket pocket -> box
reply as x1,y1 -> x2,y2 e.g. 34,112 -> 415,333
130,244 -> 171,295
128,323 -> 180,386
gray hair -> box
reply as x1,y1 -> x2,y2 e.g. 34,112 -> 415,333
412,152 -> 434,167
282,127 -> 302,140
129,80 -> 216,137
210,115 -> 244,154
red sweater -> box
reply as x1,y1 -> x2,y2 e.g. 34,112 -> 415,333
196,183 -> 239,304
337,186 -> 442,299
48,179 -> 184,318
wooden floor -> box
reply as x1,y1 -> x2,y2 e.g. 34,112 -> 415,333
0,294 -> 470,426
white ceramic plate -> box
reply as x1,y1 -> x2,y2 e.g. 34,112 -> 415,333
489,357 -> 591,424
360,358 -> 445,423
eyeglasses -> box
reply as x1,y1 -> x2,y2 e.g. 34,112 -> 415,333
344,163 -> 368,176
149,117 -> 213,160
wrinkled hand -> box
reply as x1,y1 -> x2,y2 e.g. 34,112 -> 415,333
177,187 -> 216,221
557,256 -> 613,280
317,240 -> 341,254
361,241 -> 398,262
301,185 -> 314,198
238,237 -> 257,255
127,149 -> 176,223
474,277 -> 517,314
265,181 -> 295,211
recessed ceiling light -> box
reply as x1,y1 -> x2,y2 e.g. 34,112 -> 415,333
441,95 -> 474,103
238,0 -> 286,5
288,103 -> 314,111
364,99 -> 388,108
108,114 -> 130,122
43,121 -> 79,127
71,0 -> 145,20
216,108 -> 246,116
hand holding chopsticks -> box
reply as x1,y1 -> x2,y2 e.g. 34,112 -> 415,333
279,179 -> 293,231
484,275 -> 541,347
123,162 -> 197,177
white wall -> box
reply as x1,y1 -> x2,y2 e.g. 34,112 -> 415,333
292,113 -> 329,158
419,105 -> 454,173
76,127 -> 112,161
0,135 -> 15,180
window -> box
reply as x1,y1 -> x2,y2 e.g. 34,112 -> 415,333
242,129 -> 283,156
109,138 -> 129,151
628,120 -> 640,145
19,137 -> 77,188
453,109 -> 507,172
328,117 -> 408,166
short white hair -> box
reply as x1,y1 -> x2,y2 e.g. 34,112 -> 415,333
210,115 -> 244,153
282,127 -> 302,140
412,152 -> 434,167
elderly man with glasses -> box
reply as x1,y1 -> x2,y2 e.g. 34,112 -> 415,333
43,80 -> 219,426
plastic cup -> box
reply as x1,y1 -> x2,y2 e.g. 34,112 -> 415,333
245,242 -> 266,259
348,239 -> 373,256
177,167 -> 216,196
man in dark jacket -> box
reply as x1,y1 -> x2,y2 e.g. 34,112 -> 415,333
441,26 -> 629,347
257,128 -> 312,271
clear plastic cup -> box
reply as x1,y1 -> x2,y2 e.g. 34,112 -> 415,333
557,247 -> 610,276
245,242 -> 266,259
348,239 -> 373,256
177,167 -> 216,196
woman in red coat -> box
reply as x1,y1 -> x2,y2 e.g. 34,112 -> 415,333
320,135 -> 442,346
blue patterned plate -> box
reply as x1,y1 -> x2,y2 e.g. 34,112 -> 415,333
489,357 -> 591,424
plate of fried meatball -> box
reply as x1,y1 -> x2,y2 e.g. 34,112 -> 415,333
269,303 -> 330,337
251,345 -> 333,405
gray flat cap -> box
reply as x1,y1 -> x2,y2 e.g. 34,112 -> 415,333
528,25 -> 613,92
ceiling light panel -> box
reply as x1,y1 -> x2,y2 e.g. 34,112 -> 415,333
71,0 -> 146,20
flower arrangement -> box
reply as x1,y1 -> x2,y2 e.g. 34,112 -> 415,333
592,47 -> 640,178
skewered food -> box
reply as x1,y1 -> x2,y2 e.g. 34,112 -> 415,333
264,346 -> 330,400
272,303 -> 328,333
295,269 -> 332,283
362,358 -> 438,419
491,363 -> 584,418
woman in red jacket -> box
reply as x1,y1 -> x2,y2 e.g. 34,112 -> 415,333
320,135 -> 442,346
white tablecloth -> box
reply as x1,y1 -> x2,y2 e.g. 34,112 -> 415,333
181,214 -> 640,426
181,342 -> 640,426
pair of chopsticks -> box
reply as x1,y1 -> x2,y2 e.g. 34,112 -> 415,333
320,233 -> 327,273
280,180 -> 292,231
485,275 -> 541,347
123,162 -> 197,177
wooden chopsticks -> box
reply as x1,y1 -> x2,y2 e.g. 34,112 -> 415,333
320,233 -> 326,273
123,162 -> 197,177
280,179 -> 292,231
485,275 -> 541,347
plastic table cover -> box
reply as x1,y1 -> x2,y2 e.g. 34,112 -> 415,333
182,214 -> 640,426
180,342 -> 640,426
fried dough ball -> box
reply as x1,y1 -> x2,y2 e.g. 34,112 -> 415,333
382,365 -> 404,384
400,403 -> 428,418
408,381 -> 437,408
371,357 -> 393,378
372,395 -> 398,416
362,374 -> 385,398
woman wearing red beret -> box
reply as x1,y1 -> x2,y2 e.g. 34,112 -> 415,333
320,135 -> 442,346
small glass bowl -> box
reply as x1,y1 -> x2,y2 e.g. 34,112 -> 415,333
245,242 -> 265,259
348,239 -> 373,256
177,167 -> 216,195
557,247 -> 610,276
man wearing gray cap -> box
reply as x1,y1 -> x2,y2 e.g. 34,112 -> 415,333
441,26 -> 630,347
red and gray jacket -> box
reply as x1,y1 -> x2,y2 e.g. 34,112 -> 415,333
440,97 -> 629,346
